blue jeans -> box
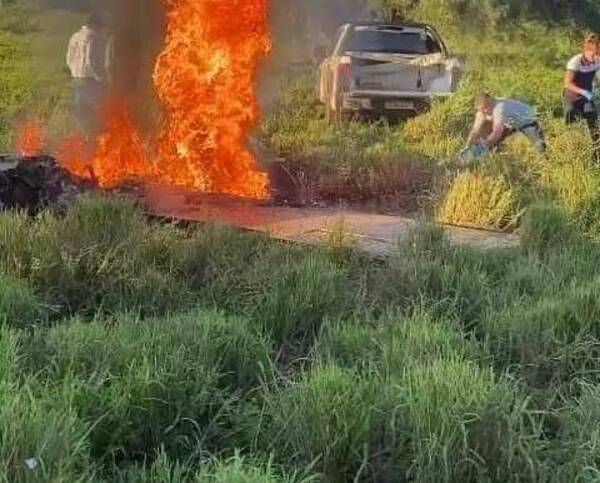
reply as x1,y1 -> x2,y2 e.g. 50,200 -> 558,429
73,79 -> 104,136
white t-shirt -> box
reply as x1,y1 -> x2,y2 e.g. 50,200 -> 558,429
474,98 -> 537,132
66,26 -> 107,81
566,54 -> 600,93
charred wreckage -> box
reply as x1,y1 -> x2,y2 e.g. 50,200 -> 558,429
0,155 -> 95,212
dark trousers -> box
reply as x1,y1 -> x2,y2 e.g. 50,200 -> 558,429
73,79 -> 104,137
496,122 -> 547,153
564,93 -> 600,163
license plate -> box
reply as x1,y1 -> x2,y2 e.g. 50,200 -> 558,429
385,100 -> 414,110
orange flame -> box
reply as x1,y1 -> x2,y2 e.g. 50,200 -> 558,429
57,0 -> 271,198
57,102 -> 150,187
152,0 -> 271,198
17,119 -> 45,157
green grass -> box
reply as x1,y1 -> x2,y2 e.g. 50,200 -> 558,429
0,2 -> 81,151
0,197 -> 597,480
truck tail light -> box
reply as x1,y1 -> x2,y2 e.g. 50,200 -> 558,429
338,56 -> 353,92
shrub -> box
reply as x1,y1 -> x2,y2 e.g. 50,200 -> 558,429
559,384 -> 600,482
0,328 -> 19,392
111,452 -> 316,483
316,311 -> 472,376
196,455 -> 317,483
481,279 -> 600,386
378,312 -> 472,378
0,197 -> 191,316
315,319 -> 378,369
372,224 -> 499,325
24,310 -> 274,461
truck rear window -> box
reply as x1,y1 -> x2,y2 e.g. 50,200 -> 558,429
343,27 -> 440,55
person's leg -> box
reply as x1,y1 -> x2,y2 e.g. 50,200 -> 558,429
73,79 -> 88,133
584,108 -> 600,164
79,80 -> 104,137
521,123 -> 547,153
564,94 -> 583,125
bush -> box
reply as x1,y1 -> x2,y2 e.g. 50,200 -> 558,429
378,312 -> 472,377
316,311 -> 472,376
315,319 -> 378,369
372,224 -> 500,325
241,249 -> 351,348
482,280 -> 600,387
24,310 -> 274,461
112,452 -> 316,483
559,384 -> 600,482
0,197 -> 193,316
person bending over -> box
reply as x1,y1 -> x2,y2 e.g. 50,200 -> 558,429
464,93 -> 546,155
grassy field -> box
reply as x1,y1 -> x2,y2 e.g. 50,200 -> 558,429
3,1 -> 600,481
1,196 -> 600,481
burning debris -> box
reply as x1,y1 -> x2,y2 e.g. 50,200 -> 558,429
0,155 -> 93,212
58,0 -> 271,199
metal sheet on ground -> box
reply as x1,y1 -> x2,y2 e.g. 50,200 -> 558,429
144,187 -> 520,255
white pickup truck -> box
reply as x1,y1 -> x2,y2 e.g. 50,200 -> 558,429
319,22 -> 462,124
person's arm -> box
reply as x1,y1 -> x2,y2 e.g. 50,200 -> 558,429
66,35 -> 76,75
565,57 -> 593,99
485,106 -> 506,148
485,120 -> 505,148
565,70 -> 591,98
465,111 -> 486,147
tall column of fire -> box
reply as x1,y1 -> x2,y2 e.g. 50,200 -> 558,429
152,0 -> 271,198
61,0 -> 271,199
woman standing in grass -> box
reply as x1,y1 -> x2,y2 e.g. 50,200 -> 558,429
564,33 -> 600,163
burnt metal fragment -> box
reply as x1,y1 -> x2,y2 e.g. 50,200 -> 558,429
0,155 -> 93,212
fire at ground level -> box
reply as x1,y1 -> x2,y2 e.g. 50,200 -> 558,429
0,154 -> 518,254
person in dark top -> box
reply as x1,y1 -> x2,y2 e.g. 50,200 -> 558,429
564,34 -> 600,162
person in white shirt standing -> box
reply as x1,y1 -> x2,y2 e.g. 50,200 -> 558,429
564,34 -> 600,163
66,13 -> 108,136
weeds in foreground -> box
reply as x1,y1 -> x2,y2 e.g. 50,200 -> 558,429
0,198 -> 597,481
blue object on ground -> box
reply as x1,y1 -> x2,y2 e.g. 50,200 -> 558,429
460,143 -> 490,161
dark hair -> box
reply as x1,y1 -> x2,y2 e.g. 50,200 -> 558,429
85,13 -> 104,28
584,33 -> 600,49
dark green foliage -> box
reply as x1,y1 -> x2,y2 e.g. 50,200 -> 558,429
21,310 -> 273,462
247,364 -> 378,482
0,274 -> 49,329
